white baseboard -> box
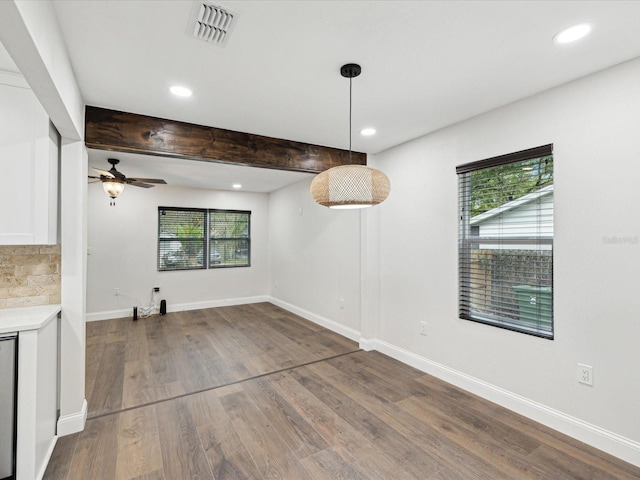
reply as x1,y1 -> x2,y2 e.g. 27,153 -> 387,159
86,295 -> 271,322
267,296 -> 361,343
86,308 -> 131,322
359,337 -> 378,351
363,338 -> 640,467
56,398 -> 87,436
164,295 -> 270,313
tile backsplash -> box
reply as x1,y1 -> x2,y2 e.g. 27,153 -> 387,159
0,245 -> 61,308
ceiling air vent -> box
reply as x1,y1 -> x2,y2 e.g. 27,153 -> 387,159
188,2 -> 239,47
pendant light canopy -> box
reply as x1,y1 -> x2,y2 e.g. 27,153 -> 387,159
310,64 -> 390,209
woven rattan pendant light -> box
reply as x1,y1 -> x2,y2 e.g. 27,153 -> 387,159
310,64 -> 390,209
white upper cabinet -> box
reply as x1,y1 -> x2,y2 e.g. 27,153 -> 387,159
0,72 -> 59,245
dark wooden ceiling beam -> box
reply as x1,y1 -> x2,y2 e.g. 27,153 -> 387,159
85,106 -> 366,174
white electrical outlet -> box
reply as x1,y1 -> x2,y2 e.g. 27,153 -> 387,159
114,288 -> 120,296
420,321 -> 428,336
578,363 -> 593,385
339,298 -> 345,310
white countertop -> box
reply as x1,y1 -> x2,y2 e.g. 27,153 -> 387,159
0,304 -> 61,334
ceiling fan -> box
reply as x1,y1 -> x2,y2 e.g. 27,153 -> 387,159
89,158 -> 167,205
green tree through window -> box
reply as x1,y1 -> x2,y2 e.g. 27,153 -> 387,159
470,155 -> 553,217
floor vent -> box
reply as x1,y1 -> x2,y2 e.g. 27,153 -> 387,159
188,2 -> 239,47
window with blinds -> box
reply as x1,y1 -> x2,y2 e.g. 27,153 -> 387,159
457,145 -> 554,339
158,208 -> 250,271
158,208 -> 207,271
210,209 -> 251,268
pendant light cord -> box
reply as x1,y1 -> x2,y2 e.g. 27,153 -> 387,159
349,75 -> 353,164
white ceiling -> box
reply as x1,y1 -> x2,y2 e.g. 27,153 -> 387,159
23,2 -> 640,192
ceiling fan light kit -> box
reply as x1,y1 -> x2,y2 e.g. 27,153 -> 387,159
102,179 -> 125,204
310,63 -> 390,209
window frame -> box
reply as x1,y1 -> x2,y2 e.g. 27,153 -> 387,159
457,144 -> 554,339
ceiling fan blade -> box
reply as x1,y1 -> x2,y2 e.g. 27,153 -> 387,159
128,177 -> 167,184
92,167 -> 115,178
128,181 -> 155,188
88,178 -> 101,184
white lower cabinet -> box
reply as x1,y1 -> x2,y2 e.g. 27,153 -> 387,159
0,305 -> 60,480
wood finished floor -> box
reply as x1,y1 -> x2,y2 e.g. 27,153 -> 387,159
83,302 -> 358,419
44,303 -> 640,479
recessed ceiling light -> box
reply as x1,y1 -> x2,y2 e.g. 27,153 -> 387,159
232,183 -> 242,189
360,128 -> 376,136
553,23 -> 591,44
169,85 -> 193,97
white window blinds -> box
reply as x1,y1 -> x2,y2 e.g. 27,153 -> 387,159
457,145 -> 554,339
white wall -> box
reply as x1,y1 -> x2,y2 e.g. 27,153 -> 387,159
59,140 -> 87,436
368,58 -> 640,463
87,183 -> 270,318
269,178 -> 361,340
